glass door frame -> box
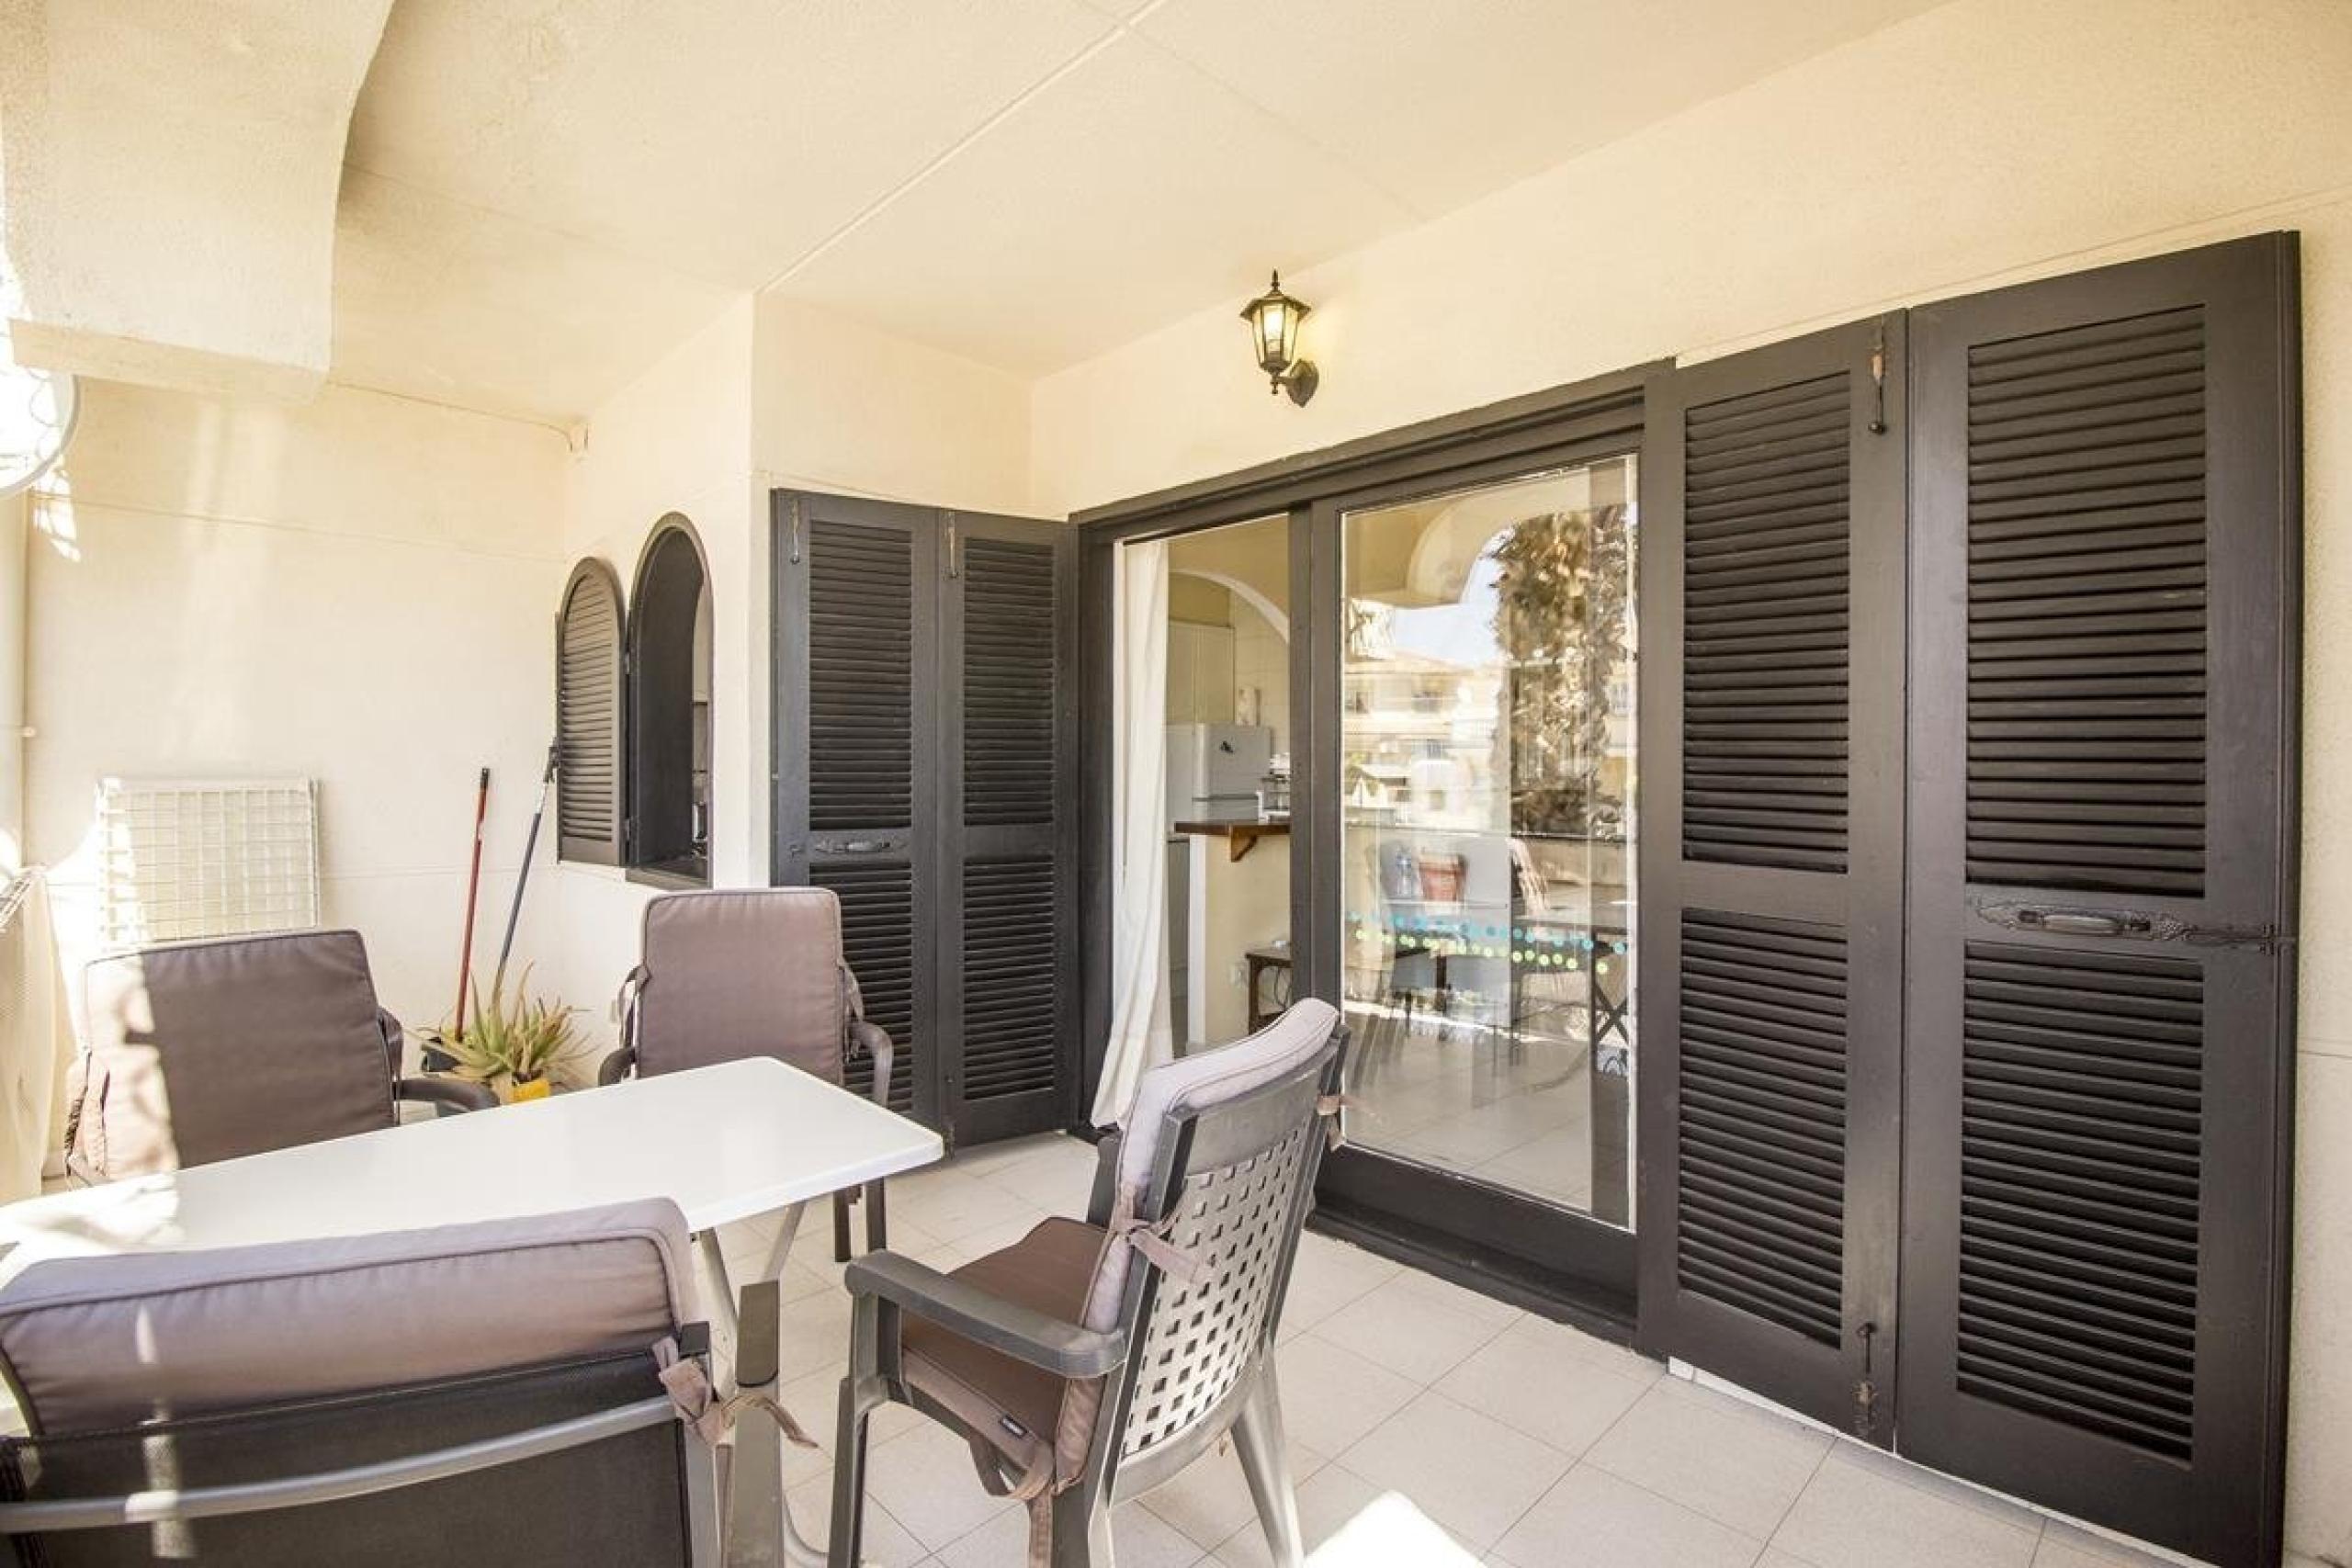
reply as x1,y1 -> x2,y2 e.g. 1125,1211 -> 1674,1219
1075,363 -> 1657,1326
1302,433 -> 1644,1326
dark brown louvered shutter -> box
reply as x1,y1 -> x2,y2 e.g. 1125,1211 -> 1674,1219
773,492 -> 938,1120
1899,234 -> 2299,1568
1635,316 -> 1906,1441
556,558 -> 626,865
939,514 -> 1074,1145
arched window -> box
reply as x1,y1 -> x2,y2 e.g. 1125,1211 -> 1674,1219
628,515 -> 713,884
555,558 -> 626,864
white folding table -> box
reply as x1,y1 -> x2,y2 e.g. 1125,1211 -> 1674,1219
0,1057 -> 943,1566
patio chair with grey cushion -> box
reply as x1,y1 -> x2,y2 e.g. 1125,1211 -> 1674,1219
598,887 -> 898,1264
828,998 -> 1347,1568
64,928 -> 496,1183
0,1200 -> 725,1567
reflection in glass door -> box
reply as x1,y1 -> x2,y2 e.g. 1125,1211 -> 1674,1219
1339,457 -> 1636,1224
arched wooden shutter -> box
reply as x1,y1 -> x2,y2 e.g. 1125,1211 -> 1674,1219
556,558 -> 626,865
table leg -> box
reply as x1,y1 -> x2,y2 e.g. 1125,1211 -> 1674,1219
704,1203 -> 830,1568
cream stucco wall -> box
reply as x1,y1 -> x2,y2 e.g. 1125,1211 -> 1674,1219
24,378 -> 570,1035
1024,0 -> 2352,1558
543,289 -> 1035,1045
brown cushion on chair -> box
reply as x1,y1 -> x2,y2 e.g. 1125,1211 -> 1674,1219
632,889 -> 849,1083
74,931 -> 399,1179
902,1217 -> 1107,1471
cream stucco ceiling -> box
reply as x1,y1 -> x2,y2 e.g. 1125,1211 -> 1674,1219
335,0 -> 1950,423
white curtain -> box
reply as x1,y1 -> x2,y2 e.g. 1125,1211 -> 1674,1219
0,872 -> 76,1201
1093,540 -> 1172,1125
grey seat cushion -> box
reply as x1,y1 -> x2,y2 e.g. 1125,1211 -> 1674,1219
74,930 -> 399,1179
633,888 -> 848,1083
0,1198 -> 695,1434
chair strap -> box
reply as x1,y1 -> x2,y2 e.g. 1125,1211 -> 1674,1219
650,1338 -> 817,1450
1316,1091 -> 1354,1150
962,1432 -> 1057,1568
1106,1202 -> 1206,1287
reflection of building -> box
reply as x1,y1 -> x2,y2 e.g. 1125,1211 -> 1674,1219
1341,643 -> 1504,830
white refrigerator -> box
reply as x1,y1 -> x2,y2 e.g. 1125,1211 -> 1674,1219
1165,723 -> 1273,823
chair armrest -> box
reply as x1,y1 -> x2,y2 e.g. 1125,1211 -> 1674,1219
848,1021 -> 894,1107
597,1046 -> 637,1087
843,1252 -> 1126,1380
395,1076 -> 498,1113
1086,1131 -> 1122,1227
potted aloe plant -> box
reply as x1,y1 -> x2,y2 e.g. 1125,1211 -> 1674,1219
422,966 -> 587,1102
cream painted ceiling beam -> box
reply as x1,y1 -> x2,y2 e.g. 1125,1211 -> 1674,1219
1,0 -> 393,401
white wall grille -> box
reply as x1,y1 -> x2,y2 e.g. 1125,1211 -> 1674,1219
96,779 -> 321,952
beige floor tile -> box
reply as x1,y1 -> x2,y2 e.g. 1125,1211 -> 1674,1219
1338,1389 -> 1574,1548
936,1501 -> 1206,1568
1826,1442 -> 2047,1534
1583,1376 -> 1830,1538
1435,1314 -> 1661,1455
1276,1232 -> 1403,1339
985,1145 -> 1102,1210
2032,1520 -> 2178,1567
771,1286 -> 854,1383
791,1472 -> 926,1568
1491,1463 -> 1765,1568
1314,1269 -> 1518,1384
1139,1438 -> 1328,1548
889,1172 -> 1046,1242
1208,1462 -> 1395,1568
861,1419 -> 1021,1550
1274,1332 -> 1424,1456
1770,1447 -> 2041,1568
1222,1486 -> 1483,1567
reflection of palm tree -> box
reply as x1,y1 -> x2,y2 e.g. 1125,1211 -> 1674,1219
1492,506 -> 1631,838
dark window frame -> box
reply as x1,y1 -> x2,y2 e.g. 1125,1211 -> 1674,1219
626,513 -> 714,889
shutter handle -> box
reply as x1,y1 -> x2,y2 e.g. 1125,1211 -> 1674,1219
944,513 -> 960,579
788,496 -> 803,564
2009,907 -> 2149,938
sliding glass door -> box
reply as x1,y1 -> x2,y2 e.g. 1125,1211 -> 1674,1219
1080,376 -> 1652,1318
1336,457 -> 1637,1225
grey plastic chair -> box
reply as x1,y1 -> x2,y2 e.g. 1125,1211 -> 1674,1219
598,886 -> 899,1266
65,928 -> 495,1183
0,1200 -> 721,1566
829,999 -> 1346,1568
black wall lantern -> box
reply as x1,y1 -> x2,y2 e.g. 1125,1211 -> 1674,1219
1239,271 -> 1318,406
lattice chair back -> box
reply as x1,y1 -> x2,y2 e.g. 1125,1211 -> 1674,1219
1073,998 -> 1343,1492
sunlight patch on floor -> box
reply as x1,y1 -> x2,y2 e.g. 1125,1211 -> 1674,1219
1309,1492 -> 1478,1566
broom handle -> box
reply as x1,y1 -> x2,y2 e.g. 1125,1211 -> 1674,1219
453,767 -> 491,1033
494,744 -> 558,996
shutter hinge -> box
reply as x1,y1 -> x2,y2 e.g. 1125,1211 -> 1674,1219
944,512 -> 960,579
1866,322 -> 1889,435
787,496 -> 803,564
1851,1321 -> 1881,1438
